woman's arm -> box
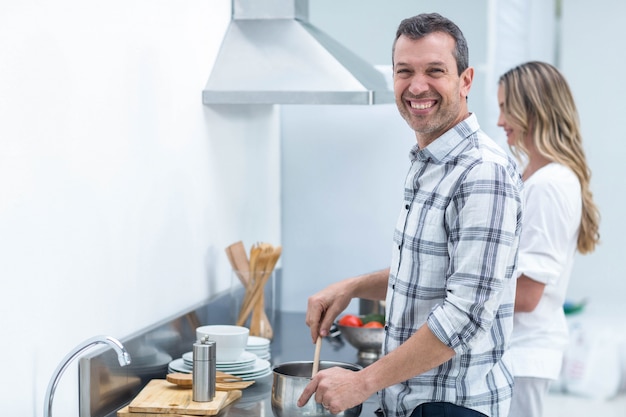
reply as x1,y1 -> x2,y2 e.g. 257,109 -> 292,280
514,274 -> 546,312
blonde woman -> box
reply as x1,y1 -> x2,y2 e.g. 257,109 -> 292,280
497,61 -> 600,417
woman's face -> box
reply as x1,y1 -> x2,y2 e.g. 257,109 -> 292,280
496,83 -> 521,147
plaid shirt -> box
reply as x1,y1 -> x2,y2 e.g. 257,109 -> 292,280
381,114 -> 523,417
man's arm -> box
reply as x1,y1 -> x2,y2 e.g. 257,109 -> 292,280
305,268 -> 389,342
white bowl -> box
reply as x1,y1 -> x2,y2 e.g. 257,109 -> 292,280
196,325 -> 249,362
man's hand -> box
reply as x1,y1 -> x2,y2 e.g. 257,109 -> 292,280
297,366 -> 371,415
305,271 -> 389,343
305,281 -> 353,342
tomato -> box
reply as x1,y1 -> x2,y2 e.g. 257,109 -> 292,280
338,314 -> 363,327
363,321 -> 384,328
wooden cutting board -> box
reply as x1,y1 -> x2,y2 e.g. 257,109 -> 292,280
117,389 -> 241,417
124,380 -> 235,416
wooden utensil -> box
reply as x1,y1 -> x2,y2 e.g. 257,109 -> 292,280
248,245 -> 280,339
225,241 -> 273,333
215,381 -> 255,391
237,244 -> 281,335
166,372 -> 244,388
216,371 -> 244,382
312,336 -> 322,377
165,372 -> 255,392
236,243 -> 263,325
166,372 -> 193,387
225,241 -> 250,286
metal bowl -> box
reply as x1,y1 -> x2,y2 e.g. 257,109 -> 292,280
337,324 -> 384,361
271,360 -> 363,417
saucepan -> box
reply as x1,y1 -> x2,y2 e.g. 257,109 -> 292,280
271,360 -> 363,417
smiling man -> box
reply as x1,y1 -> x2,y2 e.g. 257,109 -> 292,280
393,28 -> 472,148
299,13 -> 524,417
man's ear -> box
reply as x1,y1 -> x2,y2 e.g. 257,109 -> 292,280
460,67 -> 474,99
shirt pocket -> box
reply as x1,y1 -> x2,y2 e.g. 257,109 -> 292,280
401,208 -> 449,281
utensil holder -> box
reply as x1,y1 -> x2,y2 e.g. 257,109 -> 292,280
230,269 -> 276,337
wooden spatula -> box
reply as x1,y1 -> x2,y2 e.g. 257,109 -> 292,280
312,336 -> 322,377
166,372 -> 254,391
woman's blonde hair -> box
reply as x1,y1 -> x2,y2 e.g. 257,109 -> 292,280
498,61 -> 600,254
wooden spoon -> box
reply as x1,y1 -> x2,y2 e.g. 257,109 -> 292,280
236,243 -> 262,326
225,241 -> 259,327
239,244 -> 281,334
249,245 -> 281,339
312,335 -> 322,377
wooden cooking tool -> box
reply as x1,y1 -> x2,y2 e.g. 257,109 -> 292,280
166,372 -> 245,388
225,241 -> 250,285
236,243 -> 263,326
117,389 -> 242,417
226,241 -> 274,336
248,245 -> 279,339
215,370 -> 243,382
166,372 -> 193,387
238,245 -> 281,333
215,381 -> 255,391
165,373 -> 254,391
312,335 -> 322,377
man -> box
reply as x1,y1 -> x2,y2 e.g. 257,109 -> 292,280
297,13 -> 523,417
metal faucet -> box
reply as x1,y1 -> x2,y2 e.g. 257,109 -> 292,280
44,335 -> 131,417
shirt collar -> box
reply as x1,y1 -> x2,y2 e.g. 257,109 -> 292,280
409,113 -> 480,163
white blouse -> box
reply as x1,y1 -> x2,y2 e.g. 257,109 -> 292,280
508,162 -> 582,379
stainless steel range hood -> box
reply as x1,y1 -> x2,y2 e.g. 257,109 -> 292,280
202,0 -> 394,105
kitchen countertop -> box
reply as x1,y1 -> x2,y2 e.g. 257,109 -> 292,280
215,312 -> 381,417
84,294 -> 626,417
80,298 -> 380,417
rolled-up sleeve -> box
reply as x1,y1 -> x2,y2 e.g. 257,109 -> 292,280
428,161 -> 522,353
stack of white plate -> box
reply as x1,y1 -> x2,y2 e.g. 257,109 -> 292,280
168,350 -> 271,381
168,357 -> 191,374
245,336 -> 271,360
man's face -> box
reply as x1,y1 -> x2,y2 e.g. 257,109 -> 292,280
393,32 -> 473,147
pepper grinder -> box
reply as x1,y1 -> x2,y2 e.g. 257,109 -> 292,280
192,335 -> 216,402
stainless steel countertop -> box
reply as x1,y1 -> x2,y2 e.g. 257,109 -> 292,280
217,312 -> 381,417
79,297 -> 380,417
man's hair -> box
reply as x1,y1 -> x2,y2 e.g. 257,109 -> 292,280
392,13 -> 469,75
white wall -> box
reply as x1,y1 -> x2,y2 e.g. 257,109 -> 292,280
281,0 -> 626,317
280,104 -> 410,312
0,1 -> 282,416
280,0 -> 492,313
559,0 -> 626,309
281,0 -> 495,312
2,1 -> 624,415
